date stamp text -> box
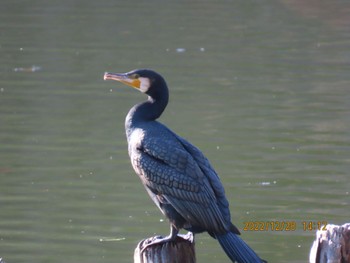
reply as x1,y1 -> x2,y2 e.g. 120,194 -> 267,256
243,221 -> 328,231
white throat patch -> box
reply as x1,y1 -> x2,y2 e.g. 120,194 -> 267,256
139,77 -> 151,93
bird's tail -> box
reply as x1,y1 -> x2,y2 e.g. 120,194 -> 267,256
216,232 -> 266,263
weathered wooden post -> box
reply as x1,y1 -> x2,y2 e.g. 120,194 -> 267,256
134,234 -> 196,263
309,223 -> 350,263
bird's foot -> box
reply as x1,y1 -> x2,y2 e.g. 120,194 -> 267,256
139,232 -> 194,254
139,234 -> 175,254
177,232 -> 194,243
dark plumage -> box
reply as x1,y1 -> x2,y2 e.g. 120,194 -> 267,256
104,69 -> 265,263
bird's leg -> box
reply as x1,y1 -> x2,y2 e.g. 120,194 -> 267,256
140,225 -> 179,253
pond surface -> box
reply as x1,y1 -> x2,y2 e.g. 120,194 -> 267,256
1,1 -> 349,262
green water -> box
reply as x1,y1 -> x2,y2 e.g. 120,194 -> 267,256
1,1 -> 349,262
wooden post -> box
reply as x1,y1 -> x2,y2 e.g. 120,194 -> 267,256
309,223 -> 350,263
134,234 -> 196,263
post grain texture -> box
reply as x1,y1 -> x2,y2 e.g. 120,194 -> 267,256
309,223 -> 350,263
134,235 -> 196,263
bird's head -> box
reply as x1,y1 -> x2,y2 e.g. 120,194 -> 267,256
103,69 -> 166,97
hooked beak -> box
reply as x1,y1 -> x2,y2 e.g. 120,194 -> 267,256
103,72 -> 141,90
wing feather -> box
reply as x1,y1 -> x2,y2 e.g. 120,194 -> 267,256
135,135 -> 231,234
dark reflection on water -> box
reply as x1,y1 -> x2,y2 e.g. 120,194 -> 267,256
1,1 -> 349,262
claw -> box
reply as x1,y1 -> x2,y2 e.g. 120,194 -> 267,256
178,232 -> 194,243
139,225 -> 179,254
140,235 -> 175,254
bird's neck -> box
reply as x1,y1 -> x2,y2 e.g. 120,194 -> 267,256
125,91 -> 169,136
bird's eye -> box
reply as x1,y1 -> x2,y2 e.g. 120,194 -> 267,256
131,74 -> 140,79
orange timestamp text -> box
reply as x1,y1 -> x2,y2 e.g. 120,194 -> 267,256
243,221 -> 297,231
243,221 -> 328,231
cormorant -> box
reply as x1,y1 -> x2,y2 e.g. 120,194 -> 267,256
104,69 -> 266,263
